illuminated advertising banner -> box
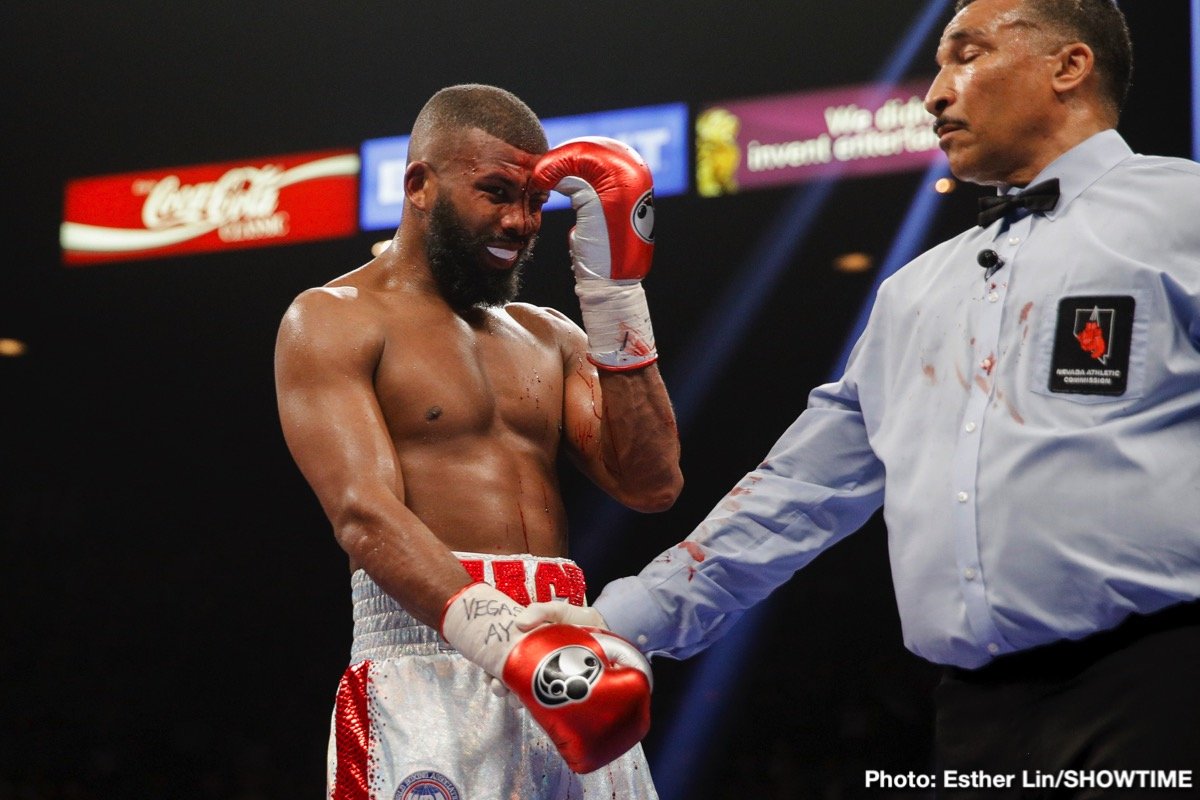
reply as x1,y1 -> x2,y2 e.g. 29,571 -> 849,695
61,149 -> 360,265
541,103 -> 689,211
359,135 -> 412,232
359,102 -> 689,231
695,79 -> 940,196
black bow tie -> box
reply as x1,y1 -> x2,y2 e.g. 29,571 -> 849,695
977,178 -> 1060,227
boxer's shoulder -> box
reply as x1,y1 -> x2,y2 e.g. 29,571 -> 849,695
299,269 -> 455,340
504,302 -> 587,353
279,283 -> 385,355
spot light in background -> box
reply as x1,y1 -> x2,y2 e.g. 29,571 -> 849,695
371,240 -> 392,257
0,338 -> 29,357
834,252 -> 875,273
643,1 -> 958,796
934,177 -> 957,194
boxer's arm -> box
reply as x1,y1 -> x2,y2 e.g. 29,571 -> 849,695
560,330 -> 682,512
274,288 -> 471,628
536,138 -> 683,512
525,363 -> 889,660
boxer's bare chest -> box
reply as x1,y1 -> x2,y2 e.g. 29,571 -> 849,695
372,304 -> 565,450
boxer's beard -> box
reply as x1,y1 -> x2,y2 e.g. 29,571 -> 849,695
426,196 -> 535,310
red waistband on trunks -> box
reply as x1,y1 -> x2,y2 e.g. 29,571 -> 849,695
455,553 -> 588,607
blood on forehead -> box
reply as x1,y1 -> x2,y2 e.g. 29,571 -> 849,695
443,154 -> 540,183
440,127 -> 543,174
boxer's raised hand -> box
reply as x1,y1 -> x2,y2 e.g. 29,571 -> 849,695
533,137 -> 658,371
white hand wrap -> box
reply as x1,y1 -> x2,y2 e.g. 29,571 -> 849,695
440,582 -> 525,679
517,600 -> 609,632
574,277 -> 657,370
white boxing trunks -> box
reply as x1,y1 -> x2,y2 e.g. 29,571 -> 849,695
327,553 -> 659,800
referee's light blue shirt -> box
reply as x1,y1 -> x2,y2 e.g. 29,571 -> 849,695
596,130 -> 1200,669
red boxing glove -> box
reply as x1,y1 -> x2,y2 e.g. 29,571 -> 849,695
441,584 -> 652,772
532,136 -> 655,282
502,623 -> 653,774
534,137 -> 659,370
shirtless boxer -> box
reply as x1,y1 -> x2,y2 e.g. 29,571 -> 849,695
274,84 -> 682,799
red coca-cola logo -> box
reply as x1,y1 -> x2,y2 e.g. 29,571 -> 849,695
61,149 -> 360,265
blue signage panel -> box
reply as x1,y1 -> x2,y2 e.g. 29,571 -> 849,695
359,134 -> 411,232
359,103 -> 689,231
540,102 -> 689,211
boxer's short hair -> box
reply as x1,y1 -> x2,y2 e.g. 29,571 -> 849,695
410,84 -> 549,162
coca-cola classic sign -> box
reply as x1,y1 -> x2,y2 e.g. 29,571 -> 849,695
60,149 -> 360,265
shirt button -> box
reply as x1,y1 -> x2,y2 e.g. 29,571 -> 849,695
963,567 -> 977,581
637,634 -> 648,646
956,491 -> 969,503
964,421 -> 977,433
987,291 -> 1000,303
987,643 -> 1001,655
1008,236 -> 1020,245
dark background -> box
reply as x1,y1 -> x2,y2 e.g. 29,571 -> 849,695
1,2 -> 1193,798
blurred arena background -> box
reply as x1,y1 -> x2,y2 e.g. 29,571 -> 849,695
2,1 -> 1194,797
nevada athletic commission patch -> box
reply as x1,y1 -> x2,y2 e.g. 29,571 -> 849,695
1049,296 -> 1135,395
395,770 -> 461,800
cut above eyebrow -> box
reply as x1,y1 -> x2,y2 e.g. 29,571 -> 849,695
475,174 -> 551,201
474,172 -> 528,190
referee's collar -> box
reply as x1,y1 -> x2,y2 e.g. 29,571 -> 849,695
992,129 -> 1132,222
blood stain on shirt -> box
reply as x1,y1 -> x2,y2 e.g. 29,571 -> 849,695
1006,399 -> 1025,425
955,363 -> 970,391
679,541 -> 706,563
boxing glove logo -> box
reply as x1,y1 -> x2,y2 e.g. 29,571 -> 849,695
532,645 -> 603,707
631,191 -> 655,244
